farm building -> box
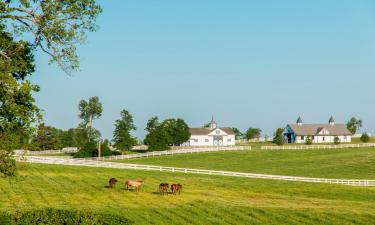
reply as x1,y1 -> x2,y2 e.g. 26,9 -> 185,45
284,117 -> 352,144
183,118 -> 236,146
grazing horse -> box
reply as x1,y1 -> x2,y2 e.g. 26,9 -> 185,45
171,184 -> 183,195
125,180 -> 145,192
159,183 -> 169,195
108,178 -> 118,188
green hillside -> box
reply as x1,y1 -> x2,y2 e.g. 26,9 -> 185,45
0,163 -> 375,224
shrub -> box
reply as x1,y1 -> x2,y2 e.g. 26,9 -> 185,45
74,141 -> 120,158
273,128 -> 285,146
0,208 -> 132,225
305,137 -> 313,145
74,141 -> 97,158
334,137 -> 341,145
360,133 -> 370,143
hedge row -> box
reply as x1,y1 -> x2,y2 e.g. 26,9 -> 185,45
0,208 -> 132,225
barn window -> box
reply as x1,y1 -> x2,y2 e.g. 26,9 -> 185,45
205,139 -> 209,142
228,139 -> 231,142
301,136 -> 305,140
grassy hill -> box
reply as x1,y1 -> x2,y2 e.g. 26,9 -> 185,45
1,163 -> 375,224
114,148 -> 375,179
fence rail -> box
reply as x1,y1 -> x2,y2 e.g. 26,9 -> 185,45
261,143 -> 375,150
20,156 -> 375,187
15,148 -> 79,156
87,146 -> 252,161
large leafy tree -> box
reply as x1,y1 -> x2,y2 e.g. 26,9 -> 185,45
144,117 -> 190,151
0,0 -> 102,73
231,127 -> 243,140
78,96 -> 102,142
346,117 -> 362,135
112,109 -> 137,151
0,26 -> 40,176
245,127 -> 262,140
31,124 -> 61,150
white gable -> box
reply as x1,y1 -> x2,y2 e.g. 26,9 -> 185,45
208,128 -> 228,136
317,128 -> 330,135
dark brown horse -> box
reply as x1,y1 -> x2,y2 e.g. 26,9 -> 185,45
109,178 -> 118,188
171,184 -> 182,195
159,183 -> 169,195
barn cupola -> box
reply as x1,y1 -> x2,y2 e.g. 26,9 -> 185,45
209,116 -> 217,129
296,117 -> 303,126
329,116 -> 335,126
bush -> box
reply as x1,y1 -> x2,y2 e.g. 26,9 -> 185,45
273,128 -> 285,146
360,133 -> 370,143
0,208 -> 132,225
334,137 -> 341,145
305,137 -> 313,145
74,141 -> 120,158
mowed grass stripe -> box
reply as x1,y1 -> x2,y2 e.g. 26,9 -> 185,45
119,148 -> 375,179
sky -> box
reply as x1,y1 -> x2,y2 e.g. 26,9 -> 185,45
31,0 -> 375,140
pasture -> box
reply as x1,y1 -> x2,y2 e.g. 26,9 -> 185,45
1,163 -> 375,224
114,147 -> 375,180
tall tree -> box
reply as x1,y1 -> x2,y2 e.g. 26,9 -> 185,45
32,124 -> 61,150
231,127 -> 243,140
346,117 -> 362,135
144,117 -> 190,151
0,0 -> 102,74
112,110 -> 137,151
78,96 -> 102,142
246,128 -> 262,140
0,26 -> 40,176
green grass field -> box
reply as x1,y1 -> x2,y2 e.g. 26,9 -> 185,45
114,148 -> 375,179
1,163 -> 375,224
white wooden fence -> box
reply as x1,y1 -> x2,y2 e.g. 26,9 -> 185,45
86,146 -> 252,161
21,156 -> 375,187
261,143 -> 375,150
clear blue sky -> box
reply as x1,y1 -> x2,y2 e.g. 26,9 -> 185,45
32,0 -> 375,139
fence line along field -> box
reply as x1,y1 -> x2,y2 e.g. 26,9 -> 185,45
115,147 -> 375,180
1,163 -> 375,225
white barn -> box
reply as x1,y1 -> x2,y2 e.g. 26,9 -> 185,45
284,117 -> 352,144
184,118 -> 236,147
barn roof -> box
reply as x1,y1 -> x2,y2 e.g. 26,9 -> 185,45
288,124 -> 352,136
189,128 -> 235,135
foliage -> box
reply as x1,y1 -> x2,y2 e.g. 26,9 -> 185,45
273,128 -> 285,146
245,127 -> 262,140
0,208 -> 132,225
346,117 -> 363,135
73,140 -> 118,158
0,24 -> 34,80
144,117 -> 190,151
30,124 -> 61,150
305,136 -> 313,145
78,96 -> 102,142
231,127 -> 243,140
112,110 -> 137,150
0,133 -> 18,177
360,133 -> 370,143
0,0 -> 102,74
334,136 -> 341,145
73,141 -> 97,158
0,25 -> 40,177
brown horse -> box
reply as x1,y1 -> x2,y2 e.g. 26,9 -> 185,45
108,178 -> 118,188
171,184 -> 183,195
159,183 -> 169,195
125,180 -> 145,192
